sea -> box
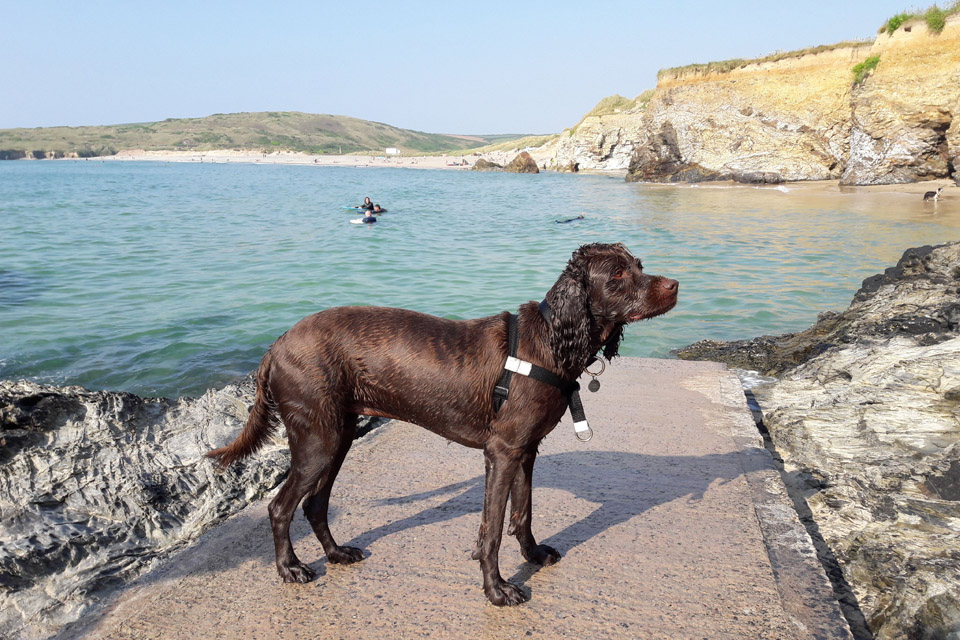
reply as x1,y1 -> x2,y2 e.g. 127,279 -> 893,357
1,160 -> 957,398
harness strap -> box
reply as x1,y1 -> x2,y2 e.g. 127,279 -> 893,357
492,314 -> 519,412
493,312 -> 592,440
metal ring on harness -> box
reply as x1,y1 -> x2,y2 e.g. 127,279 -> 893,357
584,359 -> 605,377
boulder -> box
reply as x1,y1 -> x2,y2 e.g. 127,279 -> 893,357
503,151 -> 539,173
0,376 -> 381,638
677,242 -> 960,639
471,158 -> 502,171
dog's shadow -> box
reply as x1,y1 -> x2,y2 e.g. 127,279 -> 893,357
341,449 -> 766,584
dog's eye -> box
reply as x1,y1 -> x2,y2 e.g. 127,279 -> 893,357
612,269 -> 627,280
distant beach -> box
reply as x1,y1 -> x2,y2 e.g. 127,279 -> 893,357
95,148 -> 521,171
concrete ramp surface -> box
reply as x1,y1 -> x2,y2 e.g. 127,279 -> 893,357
74,359 -> 851,639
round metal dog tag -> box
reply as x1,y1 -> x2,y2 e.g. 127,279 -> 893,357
588,378 -> 600,393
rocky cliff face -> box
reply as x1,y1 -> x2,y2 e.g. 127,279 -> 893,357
0,376 -> 383,639
677,243 -> 960,639
842,24 -> 960,185
545,16 -> 959,185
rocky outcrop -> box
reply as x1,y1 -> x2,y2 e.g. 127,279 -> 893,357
503,151 -> 539,173
472,152 -> 540,173
471,158 -> 503,171
539,16 -> 959,185
0,376 -> 381,639
677,243 -> 960,639
542,110 -> 647,173
842,24 -> 960,185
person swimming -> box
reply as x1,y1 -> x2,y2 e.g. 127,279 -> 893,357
362,210 -> 377,224
556,213 -> 585,224
372,204 -> 386,213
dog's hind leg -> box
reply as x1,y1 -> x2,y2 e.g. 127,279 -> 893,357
267,403 -> 343,583
475,443 -> 529,606
267,457 -> 323,583
508,449 -> 561,566
302,414 -> 364,564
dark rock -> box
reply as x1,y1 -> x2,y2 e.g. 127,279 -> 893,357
471,158 -> 502,171
676,242 -> 960,639
503,151 -> 539,173
676,244 -> 960,376
732,171 -> 783,184
625,122 -> 727,183
0,377 -> 383,638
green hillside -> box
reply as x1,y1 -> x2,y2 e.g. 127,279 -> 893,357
0,111 -> 530,159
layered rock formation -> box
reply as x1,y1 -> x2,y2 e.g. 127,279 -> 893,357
542,16 -> 959,185
0,376 -> 383,639
471,151 -> 540,173
677,243 -> 960,639
503,151 -> 539,173
843,24 -> 960,185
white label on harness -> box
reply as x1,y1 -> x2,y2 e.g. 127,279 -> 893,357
574,420 -> 590,433
505,356 -> 533,376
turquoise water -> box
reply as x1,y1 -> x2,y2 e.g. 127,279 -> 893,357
1,160 -> 957,397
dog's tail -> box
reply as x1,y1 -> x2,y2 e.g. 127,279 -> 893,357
207,348 -> 280,467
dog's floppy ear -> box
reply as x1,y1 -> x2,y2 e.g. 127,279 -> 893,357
602,324 -> 624,361
546,251 -> 593,374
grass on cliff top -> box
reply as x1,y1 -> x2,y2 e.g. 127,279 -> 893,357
0,112 -> 531,158
881,2 -> 960,34
461,133 -> 560,154
657,40 -> 872,80
565,91 -> 654,135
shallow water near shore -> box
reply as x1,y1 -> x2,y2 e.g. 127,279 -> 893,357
1,160 -> 957,397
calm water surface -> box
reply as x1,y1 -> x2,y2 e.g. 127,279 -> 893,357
1,160 -> 957,397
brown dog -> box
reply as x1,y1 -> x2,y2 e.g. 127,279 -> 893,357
208,242 -> 678,606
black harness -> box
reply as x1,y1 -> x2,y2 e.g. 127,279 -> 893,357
492,301 -> 594,441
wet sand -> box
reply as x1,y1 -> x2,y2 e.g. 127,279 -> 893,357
72,359 -> 851,640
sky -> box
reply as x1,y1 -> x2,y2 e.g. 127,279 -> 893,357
1,0 -> 923,135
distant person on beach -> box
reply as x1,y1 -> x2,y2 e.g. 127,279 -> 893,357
360,197 -> 374,211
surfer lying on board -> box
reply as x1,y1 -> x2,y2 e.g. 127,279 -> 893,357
360,197 -> 374,211
372,204 -> 385,213
556,213 -> 585,224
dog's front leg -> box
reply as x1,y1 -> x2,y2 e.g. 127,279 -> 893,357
508,449 -> 562,566
474,443 -> 529,606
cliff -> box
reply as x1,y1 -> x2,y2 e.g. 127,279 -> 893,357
676,243 -> 960,639
545,16 -> 960,185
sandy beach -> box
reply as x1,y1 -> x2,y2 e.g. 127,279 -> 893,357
103,148 -> 520,171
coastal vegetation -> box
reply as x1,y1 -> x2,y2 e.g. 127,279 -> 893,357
881,1 -> 960,34
0,111 -> 530,159
566,91 -> 654,136
852,55 -> 881,85
657,40 -> 872,80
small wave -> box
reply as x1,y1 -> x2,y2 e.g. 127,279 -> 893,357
753,185 -> 791,192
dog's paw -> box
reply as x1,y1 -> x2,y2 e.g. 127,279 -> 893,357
278,561 -> 316,583
327,545 -> 364,564
523,543 -> 562,566
485,579 -> 530,607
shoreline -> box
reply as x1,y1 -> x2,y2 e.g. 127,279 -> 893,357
98,148 -> 521,171
49,149 -> 955,197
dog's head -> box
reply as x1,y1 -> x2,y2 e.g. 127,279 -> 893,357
545,242 -> 678,374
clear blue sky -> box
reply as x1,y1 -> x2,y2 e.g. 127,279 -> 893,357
2,0 -> 918,134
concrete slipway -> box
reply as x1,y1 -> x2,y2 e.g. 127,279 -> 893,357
71,358 -> 852,640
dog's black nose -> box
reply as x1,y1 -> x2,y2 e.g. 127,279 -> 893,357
661,278 -> 679,293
